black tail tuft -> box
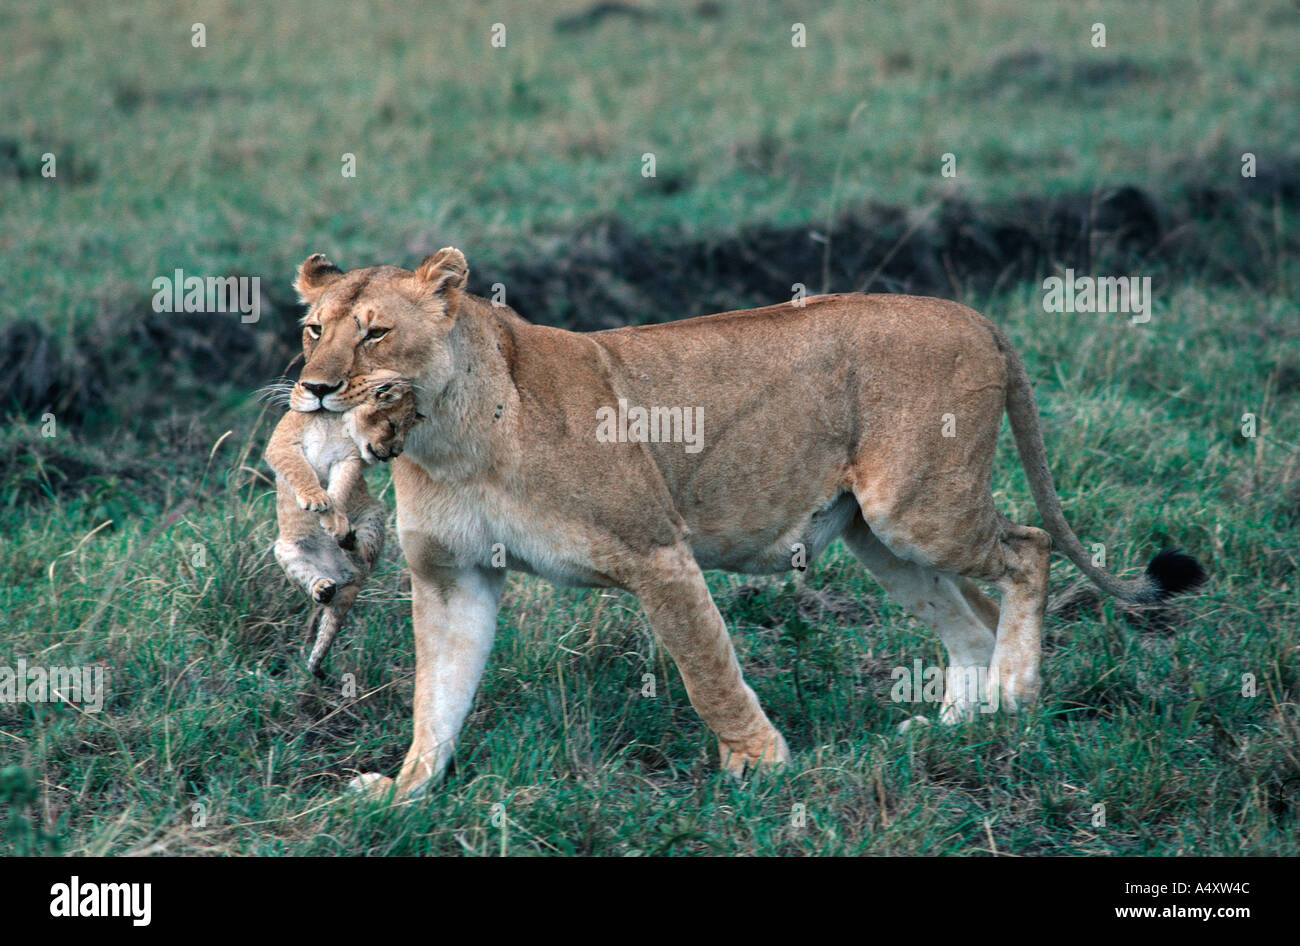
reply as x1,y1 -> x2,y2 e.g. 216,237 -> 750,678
1145,548 -> 1207,600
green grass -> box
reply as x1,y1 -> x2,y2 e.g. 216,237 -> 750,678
2,0 -> 1298,855
2,0 -> 1295,333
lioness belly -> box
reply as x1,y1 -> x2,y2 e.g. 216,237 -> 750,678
688,490 -> 858,574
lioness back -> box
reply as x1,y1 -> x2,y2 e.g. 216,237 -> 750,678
579,293 -> 1009,568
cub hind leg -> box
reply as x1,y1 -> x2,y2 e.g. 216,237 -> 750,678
274,534 -> 358,604
307,581 -> 361,677
301,498 -> 387,677
346,496 -> 388,571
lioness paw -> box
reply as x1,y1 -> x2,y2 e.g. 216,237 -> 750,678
898,715 -> 931,734
348,772 -> 395,798
718,728 -> 790,779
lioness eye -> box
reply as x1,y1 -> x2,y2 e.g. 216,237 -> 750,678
367,327 -> 389,341
306,324 -> 322,339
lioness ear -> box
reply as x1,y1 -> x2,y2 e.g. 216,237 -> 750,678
414,247 -> 469,301
295,253 -> 344,304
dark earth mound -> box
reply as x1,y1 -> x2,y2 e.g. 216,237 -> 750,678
3,162 -> 1296,446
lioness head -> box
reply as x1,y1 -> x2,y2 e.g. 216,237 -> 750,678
290,247 -> 469,413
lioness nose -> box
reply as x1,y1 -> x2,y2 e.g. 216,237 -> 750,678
301,380 -> 343,399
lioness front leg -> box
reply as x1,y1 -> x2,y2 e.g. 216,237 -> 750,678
349,561 -> 503,800
632,545 -> 789,776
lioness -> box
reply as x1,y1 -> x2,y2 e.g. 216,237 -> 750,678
287,247 -> 1204,799
266,380 -> 419,676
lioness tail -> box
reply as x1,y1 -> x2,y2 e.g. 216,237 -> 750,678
997,328 -> 1205,605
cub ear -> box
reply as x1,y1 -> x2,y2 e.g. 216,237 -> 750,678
295,253 -> 344,304
414,247 -> 469,298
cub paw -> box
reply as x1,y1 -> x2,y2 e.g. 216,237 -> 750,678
297,488 -> 331,513
319,510 -> 352,541
311,578 -> 336,604
718,727 -> 790,779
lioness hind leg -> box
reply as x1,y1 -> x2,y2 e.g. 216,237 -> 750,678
984,523 -> 1050,714
850,474 -> 1049,719
842,517 -> 998,724
631,545 -> 789,777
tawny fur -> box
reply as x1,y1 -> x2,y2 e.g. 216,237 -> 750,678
265,381 -> 419,676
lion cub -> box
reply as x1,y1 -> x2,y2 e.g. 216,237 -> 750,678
265,381 -> 419,677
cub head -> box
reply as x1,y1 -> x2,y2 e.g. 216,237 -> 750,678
347,380 -> 422,463
289,247 -> 470,413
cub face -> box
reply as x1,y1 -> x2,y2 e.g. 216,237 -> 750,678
289,248 -> 469,416
346,380 -> 422,463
